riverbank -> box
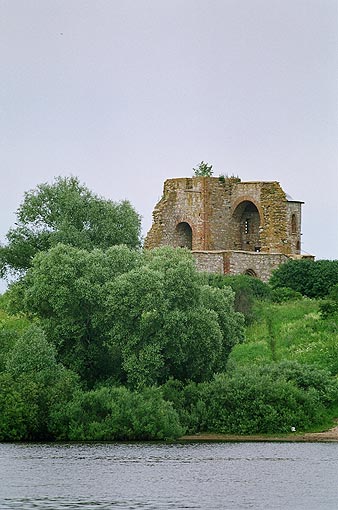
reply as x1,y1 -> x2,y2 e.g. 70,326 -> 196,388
180,424 -> 338,443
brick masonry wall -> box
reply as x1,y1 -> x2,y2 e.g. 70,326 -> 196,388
144,176 -> 309,280
192,250 -> 290,282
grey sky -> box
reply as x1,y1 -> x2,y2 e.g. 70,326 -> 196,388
1,0 -> 337,289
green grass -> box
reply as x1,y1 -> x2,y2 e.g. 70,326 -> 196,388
229,299 -> 338,375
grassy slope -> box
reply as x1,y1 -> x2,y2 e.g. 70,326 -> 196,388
229,299 -> 338,376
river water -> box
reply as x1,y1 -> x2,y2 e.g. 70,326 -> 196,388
0,442 -> 337,509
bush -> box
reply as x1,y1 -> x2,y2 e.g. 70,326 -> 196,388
163,363 -> 338,435
0,325 -> 80,441
205,274 -> 271,324
319,300 -> 338,319
203,363 -> 337,434
271,287 -> 303,303
0,373 -> 36,441
161,379 -> 209,433
270,259 -> 338,298
50,385 -> 185,441
320,284 -> 338,318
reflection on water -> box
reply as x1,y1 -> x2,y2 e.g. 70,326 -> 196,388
1,442 -> 338,509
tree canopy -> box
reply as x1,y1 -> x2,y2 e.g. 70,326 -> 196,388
0,176 -> 141,278
11,245 -> 244,387
270,259 -> 338,298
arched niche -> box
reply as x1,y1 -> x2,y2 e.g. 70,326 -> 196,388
244,268 -> 258,277
175,222 -> 192,249
232,201 -> 261,251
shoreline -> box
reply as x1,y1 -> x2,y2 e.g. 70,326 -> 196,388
180,425 -> 338,443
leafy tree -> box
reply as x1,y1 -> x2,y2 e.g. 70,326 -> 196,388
270,259 -> 338,298
193,161 -> 213,177
14,245 -> 243,388
15,244 -> 140,384
0,325 -> 80,440
205,273 -> 271,324
5,324 -> 58,376
0,176 -> 141,278
106,247 -> 244,387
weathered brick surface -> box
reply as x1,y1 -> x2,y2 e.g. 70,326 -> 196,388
145,176 -> 308,280
191,251 -> 289,282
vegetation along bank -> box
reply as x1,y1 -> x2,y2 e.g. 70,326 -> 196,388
0,177 -> 337,441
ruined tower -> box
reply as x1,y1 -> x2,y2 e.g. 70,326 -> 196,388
145,176 -> 311,281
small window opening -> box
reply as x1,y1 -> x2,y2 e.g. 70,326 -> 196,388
244,268 -> 257,277
291,214 -> 297,234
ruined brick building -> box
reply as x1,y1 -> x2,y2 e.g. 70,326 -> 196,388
145,176 -> 313,281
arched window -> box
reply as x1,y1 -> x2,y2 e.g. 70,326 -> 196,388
232,201 -> 261,251
244,268 -> 257,277
175,222 -> 192,249
291,214 -> 297,234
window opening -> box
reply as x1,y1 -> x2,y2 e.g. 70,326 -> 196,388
291,214 -> 297,234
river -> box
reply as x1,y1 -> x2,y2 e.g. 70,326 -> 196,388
0,442 -> 337,509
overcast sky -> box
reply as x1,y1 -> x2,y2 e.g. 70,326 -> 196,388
1,0 -> 337,290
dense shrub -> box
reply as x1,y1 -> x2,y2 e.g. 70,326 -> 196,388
161,378 -> 209,433
50,385 -> 184,441
271,287 -> 303,303
205,274 -> 271,324
206,363 -> 338,434
270,259 -> 338,298
205,370 -> 323,434
0,325 -> 80,441
319,284 -> 338,319
162,363 -> 338,435
319,300 -> 338,319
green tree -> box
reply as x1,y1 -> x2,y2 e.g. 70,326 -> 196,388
205,273 -> 271,324
15,245 -> 243,388
5,324 -> 58,376
15,243 -> 140,384
270,259 -> 338,298
0,325 -> 80,440
106,247 -> 244,387
0,176 -> 141,278
193,161 -> 213,177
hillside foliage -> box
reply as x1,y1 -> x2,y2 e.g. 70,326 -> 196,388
0,179 -> 337,441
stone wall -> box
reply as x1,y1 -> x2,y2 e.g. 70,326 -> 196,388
144,175 -> 309,281
192,250 -> 290,282
145,176 -> 303,255
286,201 -> 302,254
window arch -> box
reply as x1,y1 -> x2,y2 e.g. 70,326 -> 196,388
232,201 -> 261,251
244,268 -> 257,277
175,222 -> 192,249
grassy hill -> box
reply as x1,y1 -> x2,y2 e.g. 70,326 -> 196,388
229,299 -> 338,376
